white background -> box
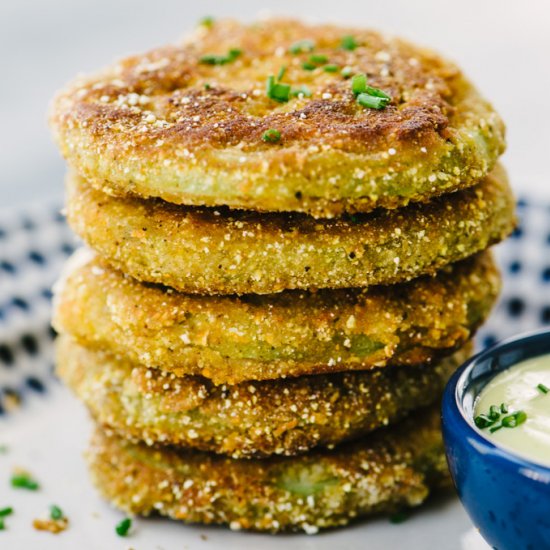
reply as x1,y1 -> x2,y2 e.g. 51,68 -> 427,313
1,0 -> 549,208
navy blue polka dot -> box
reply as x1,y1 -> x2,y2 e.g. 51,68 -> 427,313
0,344 -> 14,366
541,306 -> 550,324
507,298 -> 525,317
517,198 -> 528,208
483,334 -> 497,348
509,261 -> 522,274
22,218 -> 35,231
61,243 -> 74,256
20,334 -> 39,355
11,297 -> 30,311
28,250 -> 46,265
0,227 -> 6,239
0,260 -> 16,274
41,288 -> 53,300
511,226 -> 523,239
26,377 -> 45,393
542,267 -> 550,283
48,326 -> 58,340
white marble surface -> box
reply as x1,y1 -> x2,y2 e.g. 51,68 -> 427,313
1,0 -> 549,208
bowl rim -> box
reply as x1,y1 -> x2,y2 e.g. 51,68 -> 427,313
444,327 -> 550,477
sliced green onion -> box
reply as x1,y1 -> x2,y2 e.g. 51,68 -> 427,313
289,39 -> 315,54
266,76 -> 291,102
262,129 -> 281,143
309,54 -> 328,64
204,83 -> 211,90
356,93 -> 389,110
302,61 -> 317,71
501,411 -> 527,428
537,383 -> 549,394
115,517 -> 132,537
489,424 -> 503,433
351,73 -> 368,95
277,65 -> 287,82
199,48 -> 241,65
364,84 -> 391,100
341,35 -> 358,51
11,473 -> 39,491
199,16 -> 215,28
489,405 -> 501,421
50,505 -> 63,520
0,507 -> 13,517
500,403 -> 509,414
323,64 -> 339,73
474,414 -> 493,429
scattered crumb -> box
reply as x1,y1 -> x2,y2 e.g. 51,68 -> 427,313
32,517 -> 69,534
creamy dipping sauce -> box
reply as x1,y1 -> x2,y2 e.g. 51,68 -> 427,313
474,353 -> 550,466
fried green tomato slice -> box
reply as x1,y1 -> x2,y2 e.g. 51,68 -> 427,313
54,249 -> 498,384
87,405 -> 449,533
50,19 -> 505,218
58,336 -> 470,458
65,165 -> 513,295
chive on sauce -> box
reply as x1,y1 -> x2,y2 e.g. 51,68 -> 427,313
474,353 -> 550,466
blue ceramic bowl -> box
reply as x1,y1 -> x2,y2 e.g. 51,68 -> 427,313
442,328 -> 550,550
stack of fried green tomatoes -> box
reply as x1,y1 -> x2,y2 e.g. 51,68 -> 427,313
50,18 -> 514,534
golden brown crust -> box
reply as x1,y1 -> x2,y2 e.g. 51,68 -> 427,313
58,335 -> 470,458
65,165 -> 514,295
54,250 -> 499,384
50,18 -> 505,217
87,405 -> 450,532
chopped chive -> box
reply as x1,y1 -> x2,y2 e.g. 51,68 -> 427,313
351,73 -> 368,95
0,507 -> 13,517
474,414 -> 494,429
289,39 -> 315,54
302,61 -> 317,71
356,93 -> 389,110
199,48 -> 241,65
0,444 -> 8,454
0,518 -> 4,530
290,85 -> 312,98
537,383 -> 549,394
50,505 -> 63,520
364,84 -> 391,100
323,64 -> 339,73
489,405 -> 501,421
262,129 -> 281,143
341,66 -> 354,79
501,411 -> 527,428
199,16 -> 214,28
204,83 -> 211,90
341,35 -> 358,51
266,75 -> 291,102
309,54 -> 328,64
489,424 -> 503,433
500,403 -> 509,414
116,517 -> 132,537
277,65 -> 287,82
11,473 -> 39,491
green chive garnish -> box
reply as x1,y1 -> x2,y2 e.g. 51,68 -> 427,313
50,505 -> 63,520
323,64 -> 339,73
309,54 -> 328,64
356,93 -> 389,110
277,65 -> 287,82
204,83 -> 211,90
199,48 -> 241,65
501,411 -> 527,428
262,129 -> 281,143
11,473 -> 39,490
341,35 -> 358,51
364,84 -> 391,100
0,445 -> 8,454
290,85 -> 312,98
266,75 -> 291,102
474,414 -> 493,429
0,507 -> 13,517
199,16 -> 214,28
289,39 -> 315,54
489,405 -> 501,421
351,73 -> 368,95
537,383 -> 549,394
500,403 -> 509,414
301,61 -> 317,71
0,519 -> 4,530
116,517 -> 132,537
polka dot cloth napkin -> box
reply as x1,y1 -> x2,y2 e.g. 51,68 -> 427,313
0,198 -> 548,415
